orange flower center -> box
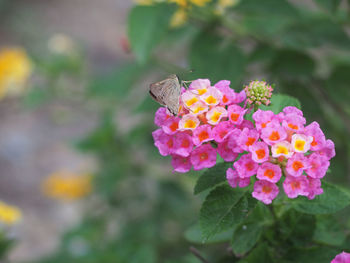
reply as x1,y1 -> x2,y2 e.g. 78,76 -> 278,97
288,123 -> 298,130
311,137 -> 317,147
200,152 -> 208,161
181,139 -> 190,148
170,121 -> 178,132
264,169 -> 275,179
269,131 -> 280,141
262,185 -> 272,194
291,181 -> 300,190
292,160 -> 303,171
256,149 -> 266,159
167,139 -> 173,148
198,131 -> 209,142
231,113 -> 239,121
222,95 -> 229,103
246,137 -> 256,146
219,130 -> 228,139
245,162 -> 255,171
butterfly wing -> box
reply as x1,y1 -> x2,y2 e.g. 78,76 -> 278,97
149,75 -> 181,116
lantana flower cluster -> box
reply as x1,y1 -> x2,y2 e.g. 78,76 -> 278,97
152,79 -> 246,172
227,107 -> 335,204
152,78 -> 335,204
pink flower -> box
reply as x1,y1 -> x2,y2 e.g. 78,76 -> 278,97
283,175 -> 309,198
226,168 -> 250,188
227,105 -> 246,125
189,101 -> 208,115
282,114 -> 306,133
212,121 -> 235,142
304,121 -> 326,151
233,153 -> 258,178
261,121 -> 287,145
154,107 -> 171,127
252,109 -> 274,131
173,132 -> 193,157
331,252 -> 350,263
153,129 -> 175,156
227,129 -> 244,153
189,78 -> 211,95
232,89 -> 246,104
192,124 -> 213,146
182,91 -> 200,109
239,120 -> 255,129
217,139 -> 238,162
171,155 -> 192,173
318,139 -> 336,160
249,141 -> 269,163
306,153 -> 330,179
257,162 -> 282,183
252,180 -> 279,205
286,153 -> 309,177
283,106 -> 303,116
190,144 -> 217,171
214,80 -> 235,105
291,133 -> 313,153
306,177 -> 323,200
236,128 -> 259,151
162,117 -> 180,135
206,106 -> 227,125
201,87 -> 223,106
179,114 -> 200,130
271,141 -> 294,158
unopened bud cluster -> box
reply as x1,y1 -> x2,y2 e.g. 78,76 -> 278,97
244,80 -> 273,106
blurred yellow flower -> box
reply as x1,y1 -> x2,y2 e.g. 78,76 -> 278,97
170,8 -> 188,28
42,171 -> 92,201
0,201 -> 21,225
0,47 -> 32,99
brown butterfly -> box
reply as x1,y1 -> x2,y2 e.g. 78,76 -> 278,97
149,74 -> 181,116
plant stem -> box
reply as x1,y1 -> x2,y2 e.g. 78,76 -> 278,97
189,246 -> 210,263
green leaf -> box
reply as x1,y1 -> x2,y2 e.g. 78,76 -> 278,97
231,223 -> 263,255
194,162 -> 232,195
259,94 -> 301,114
314,0 -> 341,13
313,215 -> 346,246
199,186 -> 256,241
269,50 -> 315,79
238,242 -> 273,263
190,32 -> 246,85
292,181 -> 350,214
185,223 -> 234,244
89,62 -> 147,97
128,4 -> 173,63
279,209 -> 315,246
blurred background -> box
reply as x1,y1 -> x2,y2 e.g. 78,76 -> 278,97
0,0 -> 350,262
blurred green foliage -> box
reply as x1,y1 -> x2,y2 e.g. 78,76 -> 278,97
1,0 -> 350,262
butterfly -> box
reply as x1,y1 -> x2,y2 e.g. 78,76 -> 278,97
149,74 -> 181,116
